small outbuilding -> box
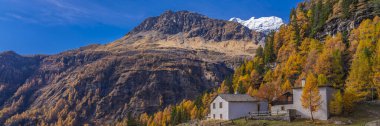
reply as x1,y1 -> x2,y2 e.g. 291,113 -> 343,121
208,94 -> 268,120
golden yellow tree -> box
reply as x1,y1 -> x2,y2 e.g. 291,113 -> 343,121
329,91 -> 343,115
139,113 -> 149,125
281,79 -> 292,92
190,106 -> 199,120
301,73 -> 322,122
371,16 -> 380,96
284,53 -> 303,82
115,118 -> 128,126
343,87 -> 360,113
217,81 -> 229,94
246,86 -> 258,97
162,106 -> 172,125
276,25 -> 298,63
256,79 -> 282,105
374,40 -> 380,97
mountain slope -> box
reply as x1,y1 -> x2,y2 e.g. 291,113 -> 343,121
0,51 -> 42,107
103,10 -> 264,57
0,11 -> 261,125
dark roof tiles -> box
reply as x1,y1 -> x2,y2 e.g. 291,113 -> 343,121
218,94 -> 258,102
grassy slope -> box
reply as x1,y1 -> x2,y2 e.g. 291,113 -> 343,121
331,102 -> 380,125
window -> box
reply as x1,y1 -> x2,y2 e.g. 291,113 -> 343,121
213,103 -> 216,109
220,114 -> 223,119
288,96 -> 292,101
281,106 -> 285,111
213,114 -> 215,119
219,102 -> 223,108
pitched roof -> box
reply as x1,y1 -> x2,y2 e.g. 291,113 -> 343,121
292,85 -> 334,89
217,94 -> 259,102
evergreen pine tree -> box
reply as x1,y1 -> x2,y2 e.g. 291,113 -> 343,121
256,45 -> 264,58
264,32 -> 276,65
237,81 -> 246,94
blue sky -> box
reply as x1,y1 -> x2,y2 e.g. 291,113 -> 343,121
0,0 -> 303,55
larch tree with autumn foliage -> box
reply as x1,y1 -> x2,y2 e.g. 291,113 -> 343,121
301,73 -> 322,122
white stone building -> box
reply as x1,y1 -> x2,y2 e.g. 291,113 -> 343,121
208,94 -> 268,120
271,86 -> 335,120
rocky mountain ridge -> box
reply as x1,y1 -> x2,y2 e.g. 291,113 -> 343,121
129,11 -> 258,42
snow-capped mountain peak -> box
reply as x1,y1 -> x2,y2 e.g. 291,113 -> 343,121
229,16 -> 284,34
229,17 -> 244,23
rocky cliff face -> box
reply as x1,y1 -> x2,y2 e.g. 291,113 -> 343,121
315,0 -> 380,39
0,11 -> 259,125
